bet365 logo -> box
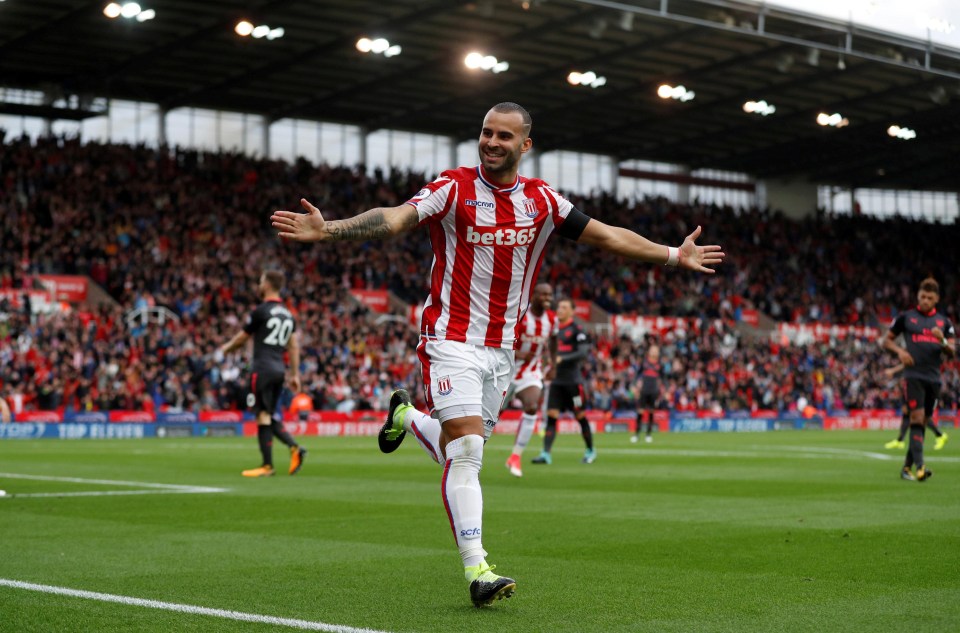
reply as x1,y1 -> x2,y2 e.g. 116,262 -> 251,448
465,225 -> 538,246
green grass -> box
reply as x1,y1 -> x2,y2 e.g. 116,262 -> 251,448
1,431 -> 958,632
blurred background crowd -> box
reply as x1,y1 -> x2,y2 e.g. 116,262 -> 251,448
3,135 -> 959,415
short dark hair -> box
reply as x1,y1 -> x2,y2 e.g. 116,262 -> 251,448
920,277 -> 939,294
557,296 -> 573,308
262,270 -> 285,292
492,102 -> 532,136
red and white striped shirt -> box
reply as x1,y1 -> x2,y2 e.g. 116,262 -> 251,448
406,165 -> 574,349
513,308 -> 557,380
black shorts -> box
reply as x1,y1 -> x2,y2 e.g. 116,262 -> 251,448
638,392 -> 658,409
248,371 -> 285,417
903,378 -> 939,417
547,383 -> 584,412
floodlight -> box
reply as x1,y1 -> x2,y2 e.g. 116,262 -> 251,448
119,2 -> 141,18
888,125 -> 916,140
104,3 -> 122,18
465,52 -> 483,69
356,37 -> 372,52
236,20 -> 254,36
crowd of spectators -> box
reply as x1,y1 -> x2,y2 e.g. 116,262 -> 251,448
544,191 -> 960,327
584,326 -> 960,415
3,133 -> 960,416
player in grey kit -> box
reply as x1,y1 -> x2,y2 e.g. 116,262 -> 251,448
219,270 -> 307,477
881,277 -> 955,482
881,363 -> 949,451
533,297 -> 596,464
632,342 -> 662,444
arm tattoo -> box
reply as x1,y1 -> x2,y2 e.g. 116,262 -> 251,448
326,209 -> 393,241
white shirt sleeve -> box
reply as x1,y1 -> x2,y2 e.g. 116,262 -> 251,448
406,175 -> 455,224
541,184 -> 574,224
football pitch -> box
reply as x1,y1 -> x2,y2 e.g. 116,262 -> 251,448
1,431 -> 958,633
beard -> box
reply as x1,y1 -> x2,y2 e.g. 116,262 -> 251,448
480,147 -> 521,175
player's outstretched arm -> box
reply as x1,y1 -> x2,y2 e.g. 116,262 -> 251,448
271,199 -> 419,243
576,220 -> 724,273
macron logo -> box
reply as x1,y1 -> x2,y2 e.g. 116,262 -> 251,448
459,527 -> 481,537
466,225 -> 538,246
465,199 -> 496,209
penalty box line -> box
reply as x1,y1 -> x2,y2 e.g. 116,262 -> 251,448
0,579 -> 394,633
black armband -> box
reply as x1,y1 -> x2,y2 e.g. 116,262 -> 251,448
556,207 -> 591,241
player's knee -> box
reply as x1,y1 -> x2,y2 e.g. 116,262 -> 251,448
439,415 -> 485,456
446,434 -> 484,459
444,434 -> 485,472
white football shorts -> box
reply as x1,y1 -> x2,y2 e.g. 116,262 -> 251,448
506,370 -> 544,403
417,338 -> 514,433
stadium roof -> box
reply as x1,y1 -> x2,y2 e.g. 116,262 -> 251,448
3,0 -> 960,191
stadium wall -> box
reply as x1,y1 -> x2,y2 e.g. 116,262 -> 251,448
759,177 -> 819,219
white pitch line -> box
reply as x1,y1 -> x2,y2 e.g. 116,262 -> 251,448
0,472 -> 227,498
540,445 -> 960,462
754,445 -> 960,463
546,446 -> 861,460
752,445 -> 896,461
0,579 -> 393,633
11,490 -> 224,499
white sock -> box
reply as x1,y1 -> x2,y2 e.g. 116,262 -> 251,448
512,412 -> 538,455
442,435 -> 487,569
403,408 -> 443,464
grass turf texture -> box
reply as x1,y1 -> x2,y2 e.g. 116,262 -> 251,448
1,431 -> 958,633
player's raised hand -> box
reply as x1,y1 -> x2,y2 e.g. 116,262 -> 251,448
271,199 -> 327,242
678,225 -> 725,273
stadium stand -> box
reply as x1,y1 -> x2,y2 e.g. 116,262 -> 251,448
2,136 -> 959,416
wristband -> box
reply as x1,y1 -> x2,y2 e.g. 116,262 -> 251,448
664,246 -> 679,267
